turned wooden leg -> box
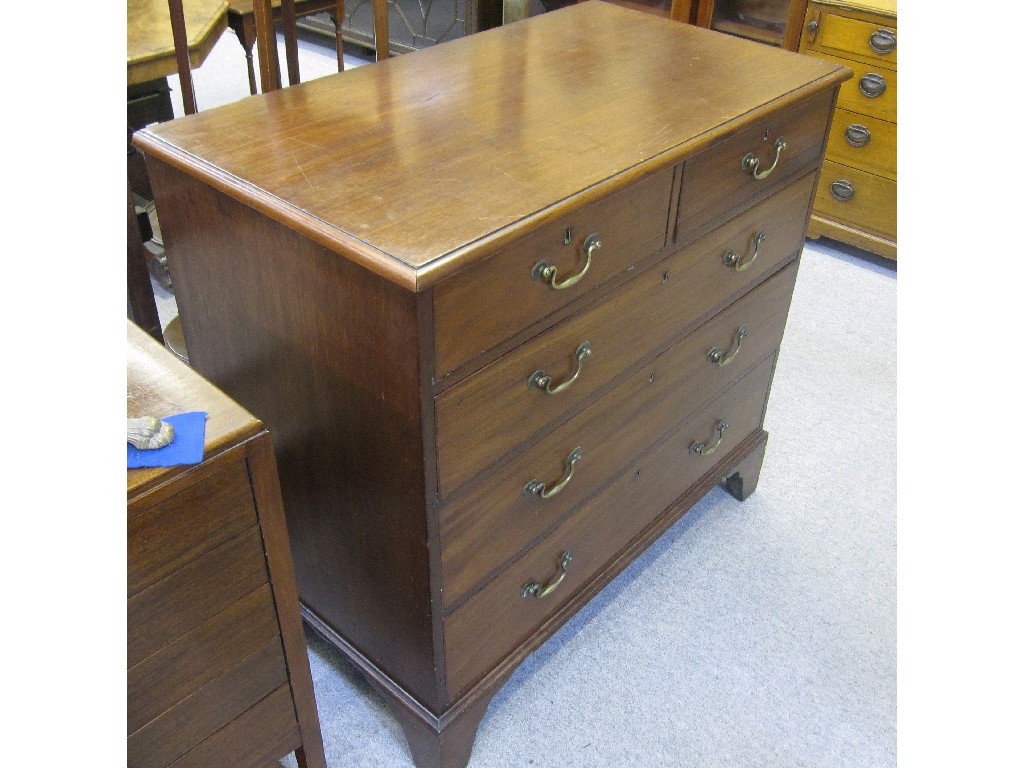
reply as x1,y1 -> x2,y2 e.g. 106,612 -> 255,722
386,690 -> 496,768
722,430 -> 768,501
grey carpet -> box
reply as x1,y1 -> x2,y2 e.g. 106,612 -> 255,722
166,31 -> 897,768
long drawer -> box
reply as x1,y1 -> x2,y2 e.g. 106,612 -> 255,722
128,460 -> 258,596
128,526 -> 270,667
438,261 -> 799,608
127,639 -> 289,768
814,159 -> 896,239
824,108 -> 896,180
432,167 -> 675,380
434,172 -> 816,498
442,354 -> 778,698
127,584 -> 283,735
675,89 -> 832,243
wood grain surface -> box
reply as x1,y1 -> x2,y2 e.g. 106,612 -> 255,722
134,2 -> 846,289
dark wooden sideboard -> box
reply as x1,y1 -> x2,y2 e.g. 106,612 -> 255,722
127,321 -> 325,768
135,5 -> 849,767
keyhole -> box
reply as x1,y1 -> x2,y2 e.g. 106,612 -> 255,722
564,227 -> 573,245
763,129 -> 771,141
662,271 -> 669,283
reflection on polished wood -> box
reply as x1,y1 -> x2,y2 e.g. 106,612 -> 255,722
136,4 -> 844,289
127,0 -> 229,85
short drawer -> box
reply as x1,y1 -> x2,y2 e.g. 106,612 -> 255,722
442,355 -> 777,698
810,9 -> 896,68
824,108 -> 895,180
438,262 -> 799,608
814,159 -> 896,240
675,89 -> 832,243
128,459 -> 258,597
432,166 -> 675,380
128,527 -> 270,667
810,52 -> 895,123
435,172 -> 816,497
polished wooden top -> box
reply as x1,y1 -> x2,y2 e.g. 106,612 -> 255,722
135,1 -> 848,290
127,321 -> 263,499
127,0 -> 229,85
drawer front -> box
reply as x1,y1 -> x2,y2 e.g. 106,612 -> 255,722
128,459 -> 258,597
814,159 -> 896,239
438,262 -> 799,607
435,173 -> 816,497
443,355 -> 777,698
812,9 -> 896,67
128,527 -> 270,668
675,89 -> 832,243
432,167 -> 675,380
155,684 -> 301,768
127,584 -> 282,735
127,639 -> 289,768
811,52 -> 895,122
824,108 -> 895,180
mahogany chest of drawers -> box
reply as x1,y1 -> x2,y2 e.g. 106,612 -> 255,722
127,321 -> 325,768
134,5 -> 849,766
799,0 -> 896,258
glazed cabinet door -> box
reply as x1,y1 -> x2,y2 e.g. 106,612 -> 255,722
679,0 -> 810,50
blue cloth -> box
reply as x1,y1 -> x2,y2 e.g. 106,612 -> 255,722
127,411 -> 208,468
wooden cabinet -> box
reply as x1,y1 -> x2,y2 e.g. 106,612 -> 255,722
134,5 -> 849,767
673,0 -> 811,50
799,0 -> 896,258
127,321 -> 325,768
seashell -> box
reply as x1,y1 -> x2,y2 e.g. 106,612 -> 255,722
128,416 -> 175,450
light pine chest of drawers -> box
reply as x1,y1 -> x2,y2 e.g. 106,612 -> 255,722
135,5 -> 850,767
800,0 -> 897,258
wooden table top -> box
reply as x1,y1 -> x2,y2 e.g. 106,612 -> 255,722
127,0 -> 229,86
135,2 -> 848,290
127,321 -> 262,499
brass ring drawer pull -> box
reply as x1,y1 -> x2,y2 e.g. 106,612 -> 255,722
532,233 -> 602,290
523,447 -> 583,499
521,551 -> 573,598
869,28 -> 896,54
707,326 -> 748,367
529,342 -> 593,395
742,136 -> 787,180
844,124 -> 871,147
690,419 -> 728,457
831,180 -> 855,202
859,73 -> 887,98
723,231 -> 767,272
